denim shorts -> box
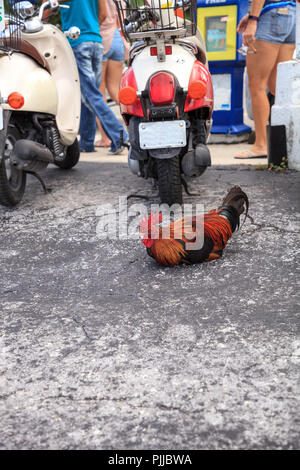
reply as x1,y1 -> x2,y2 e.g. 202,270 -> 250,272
103,29 -> 125,62
256,5 -> 296,44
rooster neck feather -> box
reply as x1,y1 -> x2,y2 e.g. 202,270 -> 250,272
203,211 -> 232,249
169,218 -> 197,242
150,237 -> 186,267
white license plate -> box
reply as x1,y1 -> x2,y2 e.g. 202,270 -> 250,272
139,120 -> 186,150
0,107 -> 3,131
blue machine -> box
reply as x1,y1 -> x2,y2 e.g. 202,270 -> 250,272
197,0 -> 251,137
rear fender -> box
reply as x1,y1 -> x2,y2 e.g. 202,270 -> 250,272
148,148 -> 182,159
0,53 -> 57,115
184,60 -> 214,116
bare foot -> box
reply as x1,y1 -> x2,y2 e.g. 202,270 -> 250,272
95,139 -> 111,148
248,145 -> 267,155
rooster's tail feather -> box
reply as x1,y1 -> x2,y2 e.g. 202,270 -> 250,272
220,186 -> 249,228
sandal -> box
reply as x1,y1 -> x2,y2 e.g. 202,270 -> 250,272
234,149 -> 267,159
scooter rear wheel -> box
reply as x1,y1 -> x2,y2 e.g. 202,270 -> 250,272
157,156 -> 183,206
0,123 -> 26,208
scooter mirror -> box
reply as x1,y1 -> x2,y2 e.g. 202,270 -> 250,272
13,1 -> 35,19
64,26 -> 81,40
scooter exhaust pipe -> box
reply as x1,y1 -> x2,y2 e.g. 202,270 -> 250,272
181,145 -> 211,177
195,143 -> 211,167
11,140 -> 54,172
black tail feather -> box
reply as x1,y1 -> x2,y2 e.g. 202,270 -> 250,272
220,186 -> 249,229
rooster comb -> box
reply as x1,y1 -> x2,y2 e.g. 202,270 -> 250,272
139,211 -> 163,235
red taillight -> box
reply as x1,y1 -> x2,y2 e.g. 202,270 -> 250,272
7,92 -> 24,109
119,86 -> 137,105
150,46 -> 172,56
188,80 -> 207,100
149,72 -> 175,105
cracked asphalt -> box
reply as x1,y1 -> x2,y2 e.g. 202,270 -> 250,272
0,156 -> 299,450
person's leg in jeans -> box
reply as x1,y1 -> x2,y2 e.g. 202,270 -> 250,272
74,43 -> 100,151
80,103 -> 97,152
73,42 -> 128,153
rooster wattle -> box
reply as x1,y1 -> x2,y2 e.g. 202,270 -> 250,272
139,186 -> 249,267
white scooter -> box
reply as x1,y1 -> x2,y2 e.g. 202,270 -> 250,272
115,0 -> 213,206
0,0 -> 81,207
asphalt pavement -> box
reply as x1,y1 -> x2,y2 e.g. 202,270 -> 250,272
0,136 -> 299,450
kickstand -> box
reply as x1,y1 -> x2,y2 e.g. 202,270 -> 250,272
181,177 -> 201,197
26,171 -> 51,194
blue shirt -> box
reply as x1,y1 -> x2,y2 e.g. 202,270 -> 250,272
263,0 -> 295,8
60,0 -> 102,48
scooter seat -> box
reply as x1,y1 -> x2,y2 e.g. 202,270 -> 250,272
0,38 -> 49,72
179,38 -> 207,66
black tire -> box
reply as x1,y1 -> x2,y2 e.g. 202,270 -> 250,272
157,156 -> 183,206
0,124 -> 26,208
197,166 -> 207,177
54,138 -> 80,170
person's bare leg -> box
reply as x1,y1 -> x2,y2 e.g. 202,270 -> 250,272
96,61 -> 111,147
267,63 -> 277,97
246,40 -> 280,154
267,43 -> 295,95
99,60 -> 108,100
106,59 -> 124,104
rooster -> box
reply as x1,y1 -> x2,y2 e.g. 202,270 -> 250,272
139,186 -> 249,267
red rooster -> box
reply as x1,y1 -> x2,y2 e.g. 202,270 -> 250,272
139,186 -> 249,267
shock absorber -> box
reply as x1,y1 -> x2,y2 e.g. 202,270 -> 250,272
51,127 -> 63,158
45,126 -> 65,161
